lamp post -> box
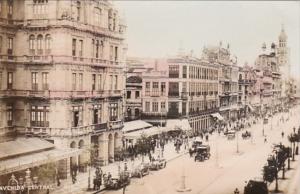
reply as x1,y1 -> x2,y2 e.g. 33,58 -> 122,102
236,130 -> 239,153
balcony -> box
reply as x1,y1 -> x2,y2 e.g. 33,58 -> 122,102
168,92 -> 180,98
29,126 -> 92,137
30,121 -> 49,128
141,112 -> 167,120
0,89 -> 122,99
0,55 -> 121,68
92,123 -> 107,132
181,92 -> 188,100
108,120 -> 124,130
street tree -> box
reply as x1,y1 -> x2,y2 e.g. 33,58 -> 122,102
288,133 -> 297,161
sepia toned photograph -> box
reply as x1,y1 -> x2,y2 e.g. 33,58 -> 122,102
0,1 -> 299,194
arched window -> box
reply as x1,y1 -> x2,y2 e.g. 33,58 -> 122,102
45,34 -> 51,54
37,34 -> 43,55
29,35 -> 35,55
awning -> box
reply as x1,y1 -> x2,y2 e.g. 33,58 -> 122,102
122,120 -> 152,133
211,113 -> 224,121
247,104 -> 255,112
0,147 -> 81,175
123,126 -> 162,139
0,138 -> 55,160
166,119 -> 191,131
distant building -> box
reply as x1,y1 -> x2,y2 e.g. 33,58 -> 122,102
202,43 -> 238,121
141,55 -> 220,134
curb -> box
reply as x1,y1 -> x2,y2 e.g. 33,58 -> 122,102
91,151 -> 189,194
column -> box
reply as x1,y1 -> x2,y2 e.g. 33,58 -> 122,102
58,158 -> 70,179
98,135 -> 109,166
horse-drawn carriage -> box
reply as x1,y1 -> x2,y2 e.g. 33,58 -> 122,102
194,145 -> 211,162
131,162 -> 150,178
103,171 -> 130,190
242,131 -> 251,139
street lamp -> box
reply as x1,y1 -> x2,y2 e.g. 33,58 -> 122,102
236,130 -> 239,153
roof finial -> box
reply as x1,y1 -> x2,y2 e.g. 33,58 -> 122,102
281,23 -> 285,32
178,40 -> 184,56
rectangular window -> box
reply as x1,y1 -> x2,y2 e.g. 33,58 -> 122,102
182,102 -> 186,115
0,72 -> 2,90
127,91 -> 131,99
110,45 -> 113,60
161,82 -> 166,96
114,46 -> 118,61
7,72 -> 13,89
7,105 -> 13,126
95,40 -> 99,58
76,2 -> 81,21
31,106 -> 49,127
109,103 -> 118,121
31,72 -> 38,90
92,74 -> 96,90
169,65 -> 179,78
72,38 -> 76,56
0,36 -> 3,53
78,73 -> 83,90
114,75 -> 118,90
152,82 -> 159,96
8,38 -> 13,55
168,82 -> 179,97
92,39 -> 95,58
8,1 -> 13,15
182,66 -> 187,78
93,104 -> 102,124
79,40 -> 83,57
110,75 -> 113,90
161,102 -> 166,111
152,102 -> 158,112
42,72 -> 49,90
145,82 -> 150,96
72,106 -> 83,127
145,102 -> 150,112
135,91 -> 140,98
97,74 -> 102,90
72,73 -> 76,90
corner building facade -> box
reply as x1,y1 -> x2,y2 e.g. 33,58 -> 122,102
0,0 -> 126,175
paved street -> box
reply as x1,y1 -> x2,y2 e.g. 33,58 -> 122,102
99,106 -> 300,194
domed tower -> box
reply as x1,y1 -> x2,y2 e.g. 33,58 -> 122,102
276,24 -> 290,79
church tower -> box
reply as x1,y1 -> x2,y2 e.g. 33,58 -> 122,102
276,24 -> 290,79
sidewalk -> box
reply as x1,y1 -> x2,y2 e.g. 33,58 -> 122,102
268,154 -> 300,194
51,141 -> 189,194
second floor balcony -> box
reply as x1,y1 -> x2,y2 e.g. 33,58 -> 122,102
108,120 -> 124,130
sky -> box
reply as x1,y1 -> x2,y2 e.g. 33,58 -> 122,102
114,1 -> 300,78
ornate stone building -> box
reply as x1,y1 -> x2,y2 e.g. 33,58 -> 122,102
0,0 -> 126,178
202,43 -> 238,121
141,55 -> 220,134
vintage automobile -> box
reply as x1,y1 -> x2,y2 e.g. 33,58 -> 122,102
131,162 -> 150,178
149,158 -> 167,170
103,171 -> 130,190
190,138 -> 203,154
194,145 -> 211,162
244,179 -> 268,194
242,131 -> 251,139
226,130 -> 236,140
